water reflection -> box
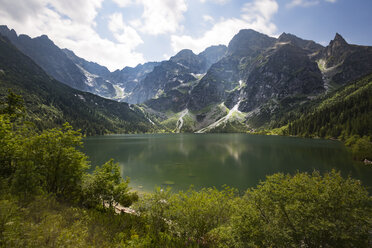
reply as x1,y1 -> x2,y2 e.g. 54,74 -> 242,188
83,134 -> 372,193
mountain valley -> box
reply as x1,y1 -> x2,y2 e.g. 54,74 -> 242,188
1,25 -> 372,135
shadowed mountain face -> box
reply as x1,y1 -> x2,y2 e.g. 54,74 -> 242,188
0,26 -> 88,90
0,34 -> 155,135
0,25 -> 119,98
126,46 -> 227,105
313,33 -> 372,88
188,29 -> 277,111
236,43 -> 324,112
108,62 -> 159,94
188,29 -> 324,112
0,25 -> 227,104
277,33 -> 323,54
62,48 -> 111,78
1,25 -> 371,133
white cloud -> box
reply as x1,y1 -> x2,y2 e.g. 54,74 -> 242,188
48,0 -> 102,24
112,0 -> 133,8
203,15 -> 214,23
0,0 -> 145,71
108,13 -> 143,49
136,0 -> 187,35
129,18 -> 142,28
287,0 -> 337,8
200,0 -> 231,5
111,0 -> 188,35
171,0 -> 278,54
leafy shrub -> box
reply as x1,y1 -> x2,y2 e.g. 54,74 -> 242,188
231,171 -> 372,248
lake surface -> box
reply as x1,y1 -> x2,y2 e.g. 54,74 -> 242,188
82,134 -> 372,193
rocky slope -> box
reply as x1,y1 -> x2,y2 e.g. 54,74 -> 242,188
145,30 -> 372,133
313,33 -> 372,90
0,25 -> 227,105
0,26 -> 88,90
129,45 -> 227,105
108,62 -> 159,102
0,25 -> 121,98
0,34 -> 156,135
2,25 -> 372,134
146,29 -> 324,132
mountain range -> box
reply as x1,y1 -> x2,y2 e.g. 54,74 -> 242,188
0,33 -> 157,135
1,25 -> 372,134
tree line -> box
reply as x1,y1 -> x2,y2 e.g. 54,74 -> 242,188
277,74 -> 372,161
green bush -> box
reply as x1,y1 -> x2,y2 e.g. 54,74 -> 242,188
345,135 -> 372,161
231,171 -> 372,248
82,159 -> 138,209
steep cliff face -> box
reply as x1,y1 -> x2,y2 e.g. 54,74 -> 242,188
108,62 -> 159,102
277,33 -> 324,54
0,25 -> 119,97
138,45 -> 227,108
129,60 -> 197,104
188,29 -> 276,111
237,43 -> 324,112
0,26 -> 87,89
62,48 -> 111,78
314,33 -> 372,88
0,34 -> 156,135
188,56 -> 240,111
198,45 -> 227,71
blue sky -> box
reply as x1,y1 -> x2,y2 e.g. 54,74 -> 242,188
0,0 -> 371,71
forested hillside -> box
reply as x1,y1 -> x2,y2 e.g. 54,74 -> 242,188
284,74 -> 372,138
269,73 -> 372,160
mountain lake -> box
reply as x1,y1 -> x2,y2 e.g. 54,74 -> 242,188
82,133 -> 372,193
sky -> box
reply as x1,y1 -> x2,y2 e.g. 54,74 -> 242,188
0,0 -> 371,71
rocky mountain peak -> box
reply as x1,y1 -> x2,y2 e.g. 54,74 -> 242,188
333,33 -> 347,45
169,48 -> 204,73
278,32 -> 323,53
322,33 -> 350,66
278,32 -> 293,40
277,32 -> 302,44
170,49 -> 197,62
319,32 -> 372,85
33,34 -> 55,46
227,29 -> 276,57
327,33 -> 348,52
38,34 -> 50,40
0,25 -> 17,39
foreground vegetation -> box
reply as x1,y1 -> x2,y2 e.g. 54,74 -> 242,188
1,93 -> 371,247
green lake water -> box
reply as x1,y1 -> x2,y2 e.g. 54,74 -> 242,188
82,134 -> 372,193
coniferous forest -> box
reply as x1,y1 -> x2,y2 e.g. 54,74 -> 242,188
276,74 -> 372,161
